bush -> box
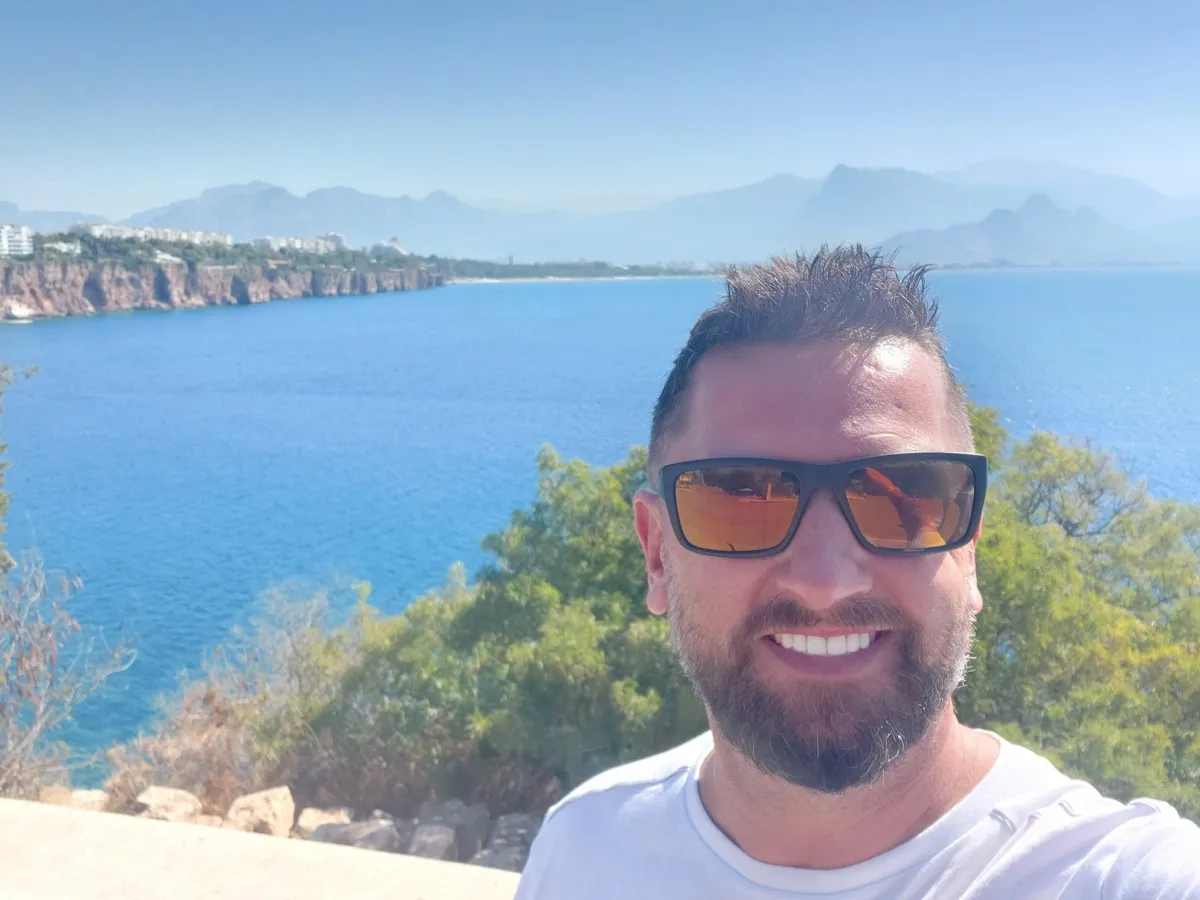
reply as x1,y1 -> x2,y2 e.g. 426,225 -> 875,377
0,555 -> 134,798
106,580 -> 364,814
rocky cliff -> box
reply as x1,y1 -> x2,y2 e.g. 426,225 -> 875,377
0,260 -> 443,320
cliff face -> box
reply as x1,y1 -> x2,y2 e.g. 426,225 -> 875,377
0,261 -> 443,320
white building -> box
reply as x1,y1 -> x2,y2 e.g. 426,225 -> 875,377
42,240 -> 82,255
70,223 -> 233,247
0,224 -> 34,257
253,235 -> 338,255
72,223 -> 131,240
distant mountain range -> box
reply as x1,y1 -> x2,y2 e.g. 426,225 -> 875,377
5,161 -> 1199,266
885,194 -> 1200,267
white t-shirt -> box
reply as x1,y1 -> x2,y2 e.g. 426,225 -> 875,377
515,731 -> 1200,899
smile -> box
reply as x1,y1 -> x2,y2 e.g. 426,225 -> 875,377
770,631 -> 888,657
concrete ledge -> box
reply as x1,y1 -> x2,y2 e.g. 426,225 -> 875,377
0,799 -> 519,900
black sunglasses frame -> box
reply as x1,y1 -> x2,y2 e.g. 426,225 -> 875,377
656,452 -> 988,558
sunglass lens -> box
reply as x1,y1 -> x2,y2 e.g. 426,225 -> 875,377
673,466 -> 800,553
845,460 -> 976,550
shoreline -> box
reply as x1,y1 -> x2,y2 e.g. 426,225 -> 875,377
447,273 -> 718,286
450,262 -> 1200,285
0,258 -> 441,323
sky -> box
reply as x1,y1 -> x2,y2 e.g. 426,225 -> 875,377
3,0 -> 1198,218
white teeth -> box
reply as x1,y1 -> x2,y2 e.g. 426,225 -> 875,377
772,632 -> 877,657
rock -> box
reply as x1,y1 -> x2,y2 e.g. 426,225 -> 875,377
360,809 -> 419,849
36,785 -> 73,806
294,806 -> 354,839
68,789 -> 111,812
417,799 -> 491,861
469,844 -> 530,872
37,786 -> 111,813
310,820 -> 405,853
489,812 -> 541,849
134,786 -> 204,823
224,786 -> 296,837
396,816 -> 418,851
194,815 -> 224,828
468,812 -> 541,872
408,823 -> 457,860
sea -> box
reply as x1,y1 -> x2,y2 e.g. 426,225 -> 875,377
1,268 -> 1198,766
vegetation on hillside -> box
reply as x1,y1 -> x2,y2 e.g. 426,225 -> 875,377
103,405 -> 1200,821
30,232 -> 431,272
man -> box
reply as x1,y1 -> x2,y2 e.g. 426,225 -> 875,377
514,247 -> 1200,898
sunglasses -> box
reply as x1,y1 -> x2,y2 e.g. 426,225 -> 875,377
656,452 -> 988,557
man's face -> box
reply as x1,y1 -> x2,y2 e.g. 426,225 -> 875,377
634,339 -> 983,792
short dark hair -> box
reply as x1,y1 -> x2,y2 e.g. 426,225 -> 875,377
649,246 -> 971,471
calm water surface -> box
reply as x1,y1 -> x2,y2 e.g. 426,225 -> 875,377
2,269 -> 1198,761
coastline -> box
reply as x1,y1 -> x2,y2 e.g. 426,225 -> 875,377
447,273 -> 719,286
0,259 -> 442,322
452,262 -> 1200,285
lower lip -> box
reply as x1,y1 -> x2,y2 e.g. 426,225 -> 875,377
760,631 -> 892,677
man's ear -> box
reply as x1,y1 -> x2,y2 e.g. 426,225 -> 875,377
634,490 -> 670,616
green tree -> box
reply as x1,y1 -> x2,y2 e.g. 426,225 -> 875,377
264,448 -> 703,814
958,407 -> 1200,818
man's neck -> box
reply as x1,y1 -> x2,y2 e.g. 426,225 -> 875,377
696,710 -> 1000,870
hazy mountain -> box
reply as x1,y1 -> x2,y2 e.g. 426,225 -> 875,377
937,161 -> 1191,227
0,200 -> 107,233
794,165 -> 1003,247
123,182 -> 579,258
2,160 -> 1176,265
119,175 -> 824,263
124,181 -> 282,230
883,195 -> 1189,266
525,174 -> 824,263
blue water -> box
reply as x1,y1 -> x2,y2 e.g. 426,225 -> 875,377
1,269 -> 1198,763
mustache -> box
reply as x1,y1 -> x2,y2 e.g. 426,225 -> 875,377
741,595 -> 916,638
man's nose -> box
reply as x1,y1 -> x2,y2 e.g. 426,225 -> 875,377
771,490 -> 874,612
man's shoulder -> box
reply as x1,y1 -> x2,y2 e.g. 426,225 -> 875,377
985,739 -> 1200,896
541,731 -> 712,829
1055,791 -> 1200,894
515,734 -> 716,898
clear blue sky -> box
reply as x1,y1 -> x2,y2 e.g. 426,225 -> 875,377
4,0 -> 1198,217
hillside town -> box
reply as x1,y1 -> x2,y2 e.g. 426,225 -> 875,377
0,221 -> 352,258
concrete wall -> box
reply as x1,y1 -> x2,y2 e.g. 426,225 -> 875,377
0,799 -> 519,900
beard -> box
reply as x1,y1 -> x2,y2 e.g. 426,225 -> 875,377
666,569 -> 975,794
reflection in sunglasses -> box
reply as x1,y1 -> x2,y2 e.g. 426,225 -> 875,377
857,467 -> 949,549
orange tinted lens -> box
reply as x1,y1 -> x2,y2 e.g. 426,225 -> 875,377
845,461 -> 975,550
674,466 -> 800,552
